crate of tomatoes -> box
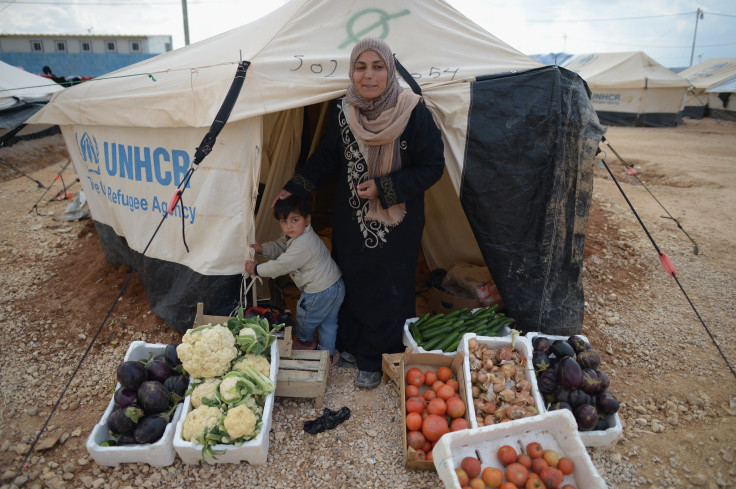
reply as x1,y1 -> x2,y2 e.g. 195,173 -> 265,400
432,409 -> 607,489
400,349 -> 470,470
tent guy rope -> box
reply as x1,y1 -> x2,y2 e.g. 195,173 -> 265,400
599,155 -> 736,382
602,136 -> 699,254
8,60 -> 251,487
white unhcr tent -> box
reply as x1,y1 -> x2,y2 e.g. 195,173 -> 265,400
706,76 -> 736,121
29,0 -> 602,334
564,51 -> 690,127
0,61 -> 63,137
679,58 -> 736,119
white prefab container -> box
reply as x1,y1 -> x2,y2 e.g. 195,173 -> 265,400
526,332 -> 623,448
433,409 -> 607,489
86,341 -> 184,467
173,340 -> 280,464
402,314 -> 512,356
458,333 -> 543,430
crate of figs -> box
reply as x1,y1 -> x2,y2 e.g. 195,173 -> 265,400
527,332 -> 623,448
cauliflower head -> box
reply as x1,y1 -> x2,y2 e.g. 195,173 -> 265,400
181,405 -> 223,442
232,353 -> 271,378
190,378 -> 220,409
218,376 -> 241,403
223,404 -> 258,440
177,324 -> 238,378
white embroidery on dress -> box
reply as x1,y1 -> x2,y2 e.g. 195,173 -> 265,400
341,98 -> 390,248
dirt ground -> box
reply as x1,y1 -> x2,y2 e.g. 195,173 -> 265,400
0,118 -> 735,489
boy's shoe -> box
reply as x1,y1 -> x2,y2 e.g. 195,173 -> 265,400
354,370 -> 381,388
293,338 -> 317,350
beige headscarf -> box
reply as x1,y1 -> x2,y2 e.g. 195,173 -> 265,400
345,37 -> 420,226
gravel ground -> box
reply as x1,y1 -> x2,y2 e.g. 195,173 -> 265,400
1,122 -> 735,489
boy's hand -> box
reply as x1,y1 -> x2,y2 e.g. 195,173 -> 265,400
250,242 -> 263,253
245,260 -> 257,275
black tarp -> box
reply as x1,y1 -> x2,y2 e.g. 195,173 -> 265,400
461,66 -> 603,335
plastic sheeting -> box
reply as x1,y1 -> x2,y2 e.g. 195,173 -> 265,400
460,66 -> 603,335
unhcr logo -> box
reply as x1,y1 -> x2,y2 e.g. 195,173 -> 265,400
76,132 -> 100,175
566,54 -> 597,73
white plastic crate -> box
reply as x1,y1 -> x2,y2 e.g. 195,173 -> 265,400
173,340 -> 280,465
459,333 -> 544,430
402,313 -> 512,356
86,341 -> 184,467
433,409 -> 607,489
526,332 -> 623,448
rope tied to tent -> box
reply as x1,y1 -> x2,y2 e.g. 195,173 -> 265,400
602,136 -> 699,255
598,154 -> 736,382
7,60 -> 252,488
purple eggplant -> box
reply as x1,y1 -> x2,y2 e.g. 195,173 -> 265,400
567,388 -> 593,409
137,381 -> 171,414
574,404 -> 599,431
550,340 -> 576,360
532,336 -> 551,354
164,343 -> 181,367
134,415 -> 169,444
595,370 -> 610,390
145,359 -> 176,383
532,352 -> 551,373
107,405 -> 144,435
113,387 -> 138,408
548,401 -> 573,413
164,375 -> 188,399
580,369 -> 604,394
116,361 -> 147,390
557,356 -> 583,389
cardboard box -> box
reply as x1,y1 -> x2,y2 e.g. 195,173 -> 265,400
422,287 -> 481,315
173,340 -> 280,465
400,350 -> 469,471
432,409 -> 607,489
526,332 -> 623,448
85,341 -> 184,467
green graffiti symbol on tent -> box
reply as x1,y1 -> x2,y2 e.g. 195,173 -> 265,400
339,8 -> 410,48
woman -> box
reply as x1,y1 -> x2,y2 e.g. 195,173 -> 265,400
273,37 -> 445,388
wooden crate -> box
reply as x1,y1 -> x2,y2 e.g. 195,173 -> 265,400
275,349 -> 330,409
382,353 -> 404,393
194,302 -> 292,358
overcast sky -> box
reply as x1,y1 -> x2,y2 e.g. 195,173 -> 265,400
1,0 -> 734,68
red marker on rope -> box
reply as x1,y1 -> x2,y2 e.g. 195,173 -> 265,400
167,189 -> 182,214
626,166 -> 637,175
658,251 -> 677,277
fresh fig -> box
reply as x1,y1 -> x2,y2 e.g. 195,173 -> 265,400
532,336 -> 552,354
550,340 -> 575,360
532,352 -> 551,373
580,369 -> 603,394
576,349 -> 601,370
596,389 -> 620,416
567,335 -> 590,353
574,404 -> 599,431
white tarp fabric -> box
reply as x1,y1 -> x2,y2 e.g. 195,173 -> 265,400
27,0 -> 602,335
679,58 -> 736,117
0,60 -> 63,110
31,0 -> 540,277
563,52 -> 689,126
706,75 -> 736,121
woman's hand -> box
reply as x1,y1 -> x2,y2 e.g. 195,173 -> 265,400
245,260 -> 257,275
269,189 -> 292,208
250,242 -> 263,253
356,179 -> 379,200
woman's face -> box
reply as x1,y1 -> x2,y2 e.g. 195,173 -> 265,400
352,50 -> 388,99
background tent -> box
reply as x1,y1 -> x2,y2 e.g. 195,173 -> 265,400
29,0 -> 603,335
678,58 -> 736,119
706,76 -> 736,121
564,51 -> 690,127
0,60 -> 63,137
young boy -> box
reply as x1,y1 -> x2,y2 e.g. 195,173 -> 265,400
245,195 -> 344,364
